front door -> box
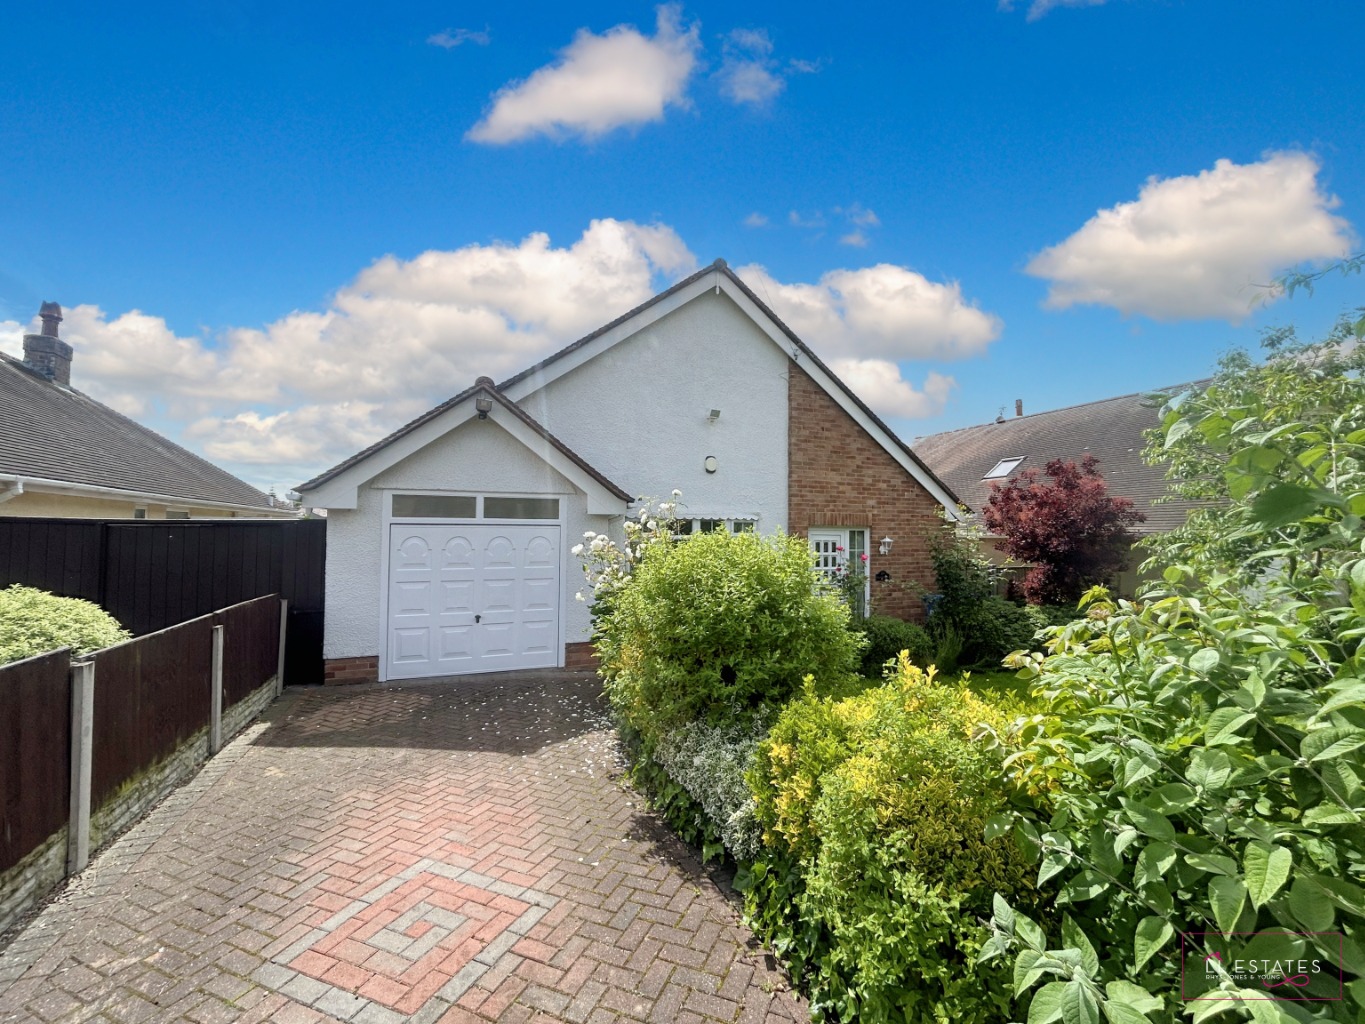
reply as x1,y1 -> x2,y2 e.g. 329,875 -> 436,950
386,524 -> 560,679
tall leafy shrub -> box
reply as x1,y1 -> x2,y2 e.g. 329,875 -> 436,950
983,328 -> 1365,1024
596,527 -> 862,735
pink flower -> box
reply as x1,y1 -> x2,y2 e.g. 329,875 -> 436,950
835,545 -> 844,552
860,553 -> 868,562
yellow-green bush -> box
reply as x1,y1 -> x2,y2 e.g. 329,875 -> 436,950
742,655 -> 1038,1024
0,585 -> 130,664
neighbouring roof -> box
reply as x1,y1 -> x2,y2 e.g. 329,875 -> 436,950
913,386 -> 1207,534
300,259 -> 962,512
0,351 -> 281,512
297,378 -> 632,501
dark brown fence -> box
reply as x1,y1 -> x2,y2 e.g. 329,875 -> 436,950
89,618 -> 214,810
0,518 -> 324,685
214,596 -> 281,706
0,650 -> 72,873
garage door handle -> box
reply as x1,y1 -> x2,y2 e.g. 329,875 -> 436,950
474,614 -> 481,623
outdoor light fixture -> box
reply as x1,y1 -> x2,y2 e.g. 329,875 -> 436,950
475,396 -> 494,419
708,409 -> 721,422
879,536 -> 894,555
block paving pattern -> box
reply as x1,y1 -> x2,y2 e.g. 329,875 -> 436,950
0,671 -> 805,1023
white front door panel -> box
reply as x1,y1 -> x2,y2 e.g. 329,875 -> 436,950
386,524 -> 560,679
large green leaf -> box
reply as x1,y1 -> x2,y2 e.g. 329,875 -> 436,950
1101,1000 -> 1151,1024
1250,482 -> 1326,529
1208,876 -> 1247,932
1243,842 -> 1293,908
1204,707 -> 1255,746
1061,981 -> 1100,1024
1287,877 -> 1335,931
1187,750 -> 1232,791
1063,916 -> 1100,976
1301,727 -> 1365,763
1015,949 -> 1047,996
1029,982 -> 1069,1024
1122,799 -> 1177,842
1134,916 -> 1174,971
1104,982 -> 1162,1016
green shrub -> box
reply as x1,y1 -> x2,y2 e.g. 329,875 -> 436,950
852,614 -> 933,677
1022,603 -> 1079,632
597,528 -> 863,736
652,716 -> 767,861
983,327 -> 1365,1024
956,595 -> 1040,667
742,655 -> 1038,1024
0,586 -> 130,664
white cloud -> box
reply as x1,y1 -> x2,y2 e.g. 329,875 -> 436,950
840,231 -> 870,248
714,28 -> 820,107
736,262 -> 1001,418
33,220 -> 695,490
742,212 -> 769,228
427,27 -> 490,49
788,210 -> 826,229
830,360 -> 957,418
1026,152 -> 1354,321
998,0 -> 1109,21
466,6 -> 700,144
738,263 -> 1002,362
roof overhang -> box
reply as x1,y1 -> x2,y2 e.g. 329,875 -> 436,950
0,473 -> 295,517
299,384 -> 632,515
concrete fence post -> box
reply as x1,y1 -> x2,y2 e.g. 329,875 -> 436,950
210,624 -> 224,755
67,660 -> 94,876
276,598 -> 289,696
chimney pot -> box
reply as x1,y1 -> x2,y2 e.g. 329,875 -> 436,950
1015,399 -> 1023,418
23,301 -> 73,386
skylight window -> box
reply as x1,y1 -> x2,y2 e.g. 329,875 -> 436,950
983,456 -> 1025,480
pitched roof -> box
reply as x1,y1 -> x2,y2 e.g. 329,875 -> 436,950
297,379 -> 632,501
0,351 -> 280,511
498,259 -> 962,508
912,386 -> 1206,534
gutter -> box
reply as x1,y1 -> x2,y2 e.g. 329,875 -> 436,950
0,473 -> 290,517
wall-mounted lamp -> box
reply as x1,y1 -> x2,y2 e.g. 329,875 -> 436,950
475,396 -> 494,420
707,409 -> 721,422
879,536 -> 894,555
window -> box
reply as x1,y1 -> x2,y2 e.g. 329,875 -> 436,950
672,518 -> 756,538
983,456 -> 1026,480
392,494 -> 476,518
809,528 -> 869,617
166,509 -> 190,520
132,507 -> 147,520
483,497 -> 560,520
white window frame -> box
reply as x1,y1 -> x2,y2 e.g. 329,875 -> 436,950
983,456 -> 1026,480
671,517 -> 755,539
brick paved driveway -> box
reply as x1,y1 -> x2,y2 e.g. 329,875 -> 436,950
0,672 -> 806,1024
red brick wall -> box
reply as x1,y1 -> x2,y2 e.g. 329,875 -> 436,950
564,642 -> 599,671
323,656 -> 379,686
788,363 -> 946,622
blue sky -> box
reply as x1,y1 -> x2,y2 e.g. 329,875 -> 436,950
2,1 -> 1362,494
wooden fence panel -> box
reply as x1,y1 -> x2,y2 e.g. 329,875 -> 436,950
214,596 -> 281,705
0,650 -> 72,873
89,618 -> 213,810
0,518 -> 325,684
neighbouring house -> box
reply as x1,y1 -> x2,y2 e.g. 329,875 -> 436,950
1,302 -> 293,520
297,259 -> 964,684
913,389 -> 1206,596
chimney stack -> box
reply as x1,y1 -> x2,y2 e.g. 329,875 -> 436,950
1015,398 -> 1023,418
23,302 -> 72,385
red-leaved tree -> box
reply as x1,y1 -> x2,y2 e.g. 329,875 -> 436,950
981,455 -> 1145,605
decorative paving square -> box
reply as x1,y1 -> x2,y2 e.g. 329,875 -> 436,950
251,857 -> 558,1023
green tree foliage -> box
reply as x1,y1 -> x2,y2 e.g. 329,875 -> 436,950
983,320 -> 1365,1024
0,585 -> 129,663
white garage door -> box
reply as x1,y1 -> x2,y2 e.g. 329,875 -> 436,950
386,524 -> 560,680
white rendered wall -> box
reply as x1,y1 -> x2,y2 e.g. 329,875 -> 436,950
516,289 -> 790,530
321,417 -> 610,661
